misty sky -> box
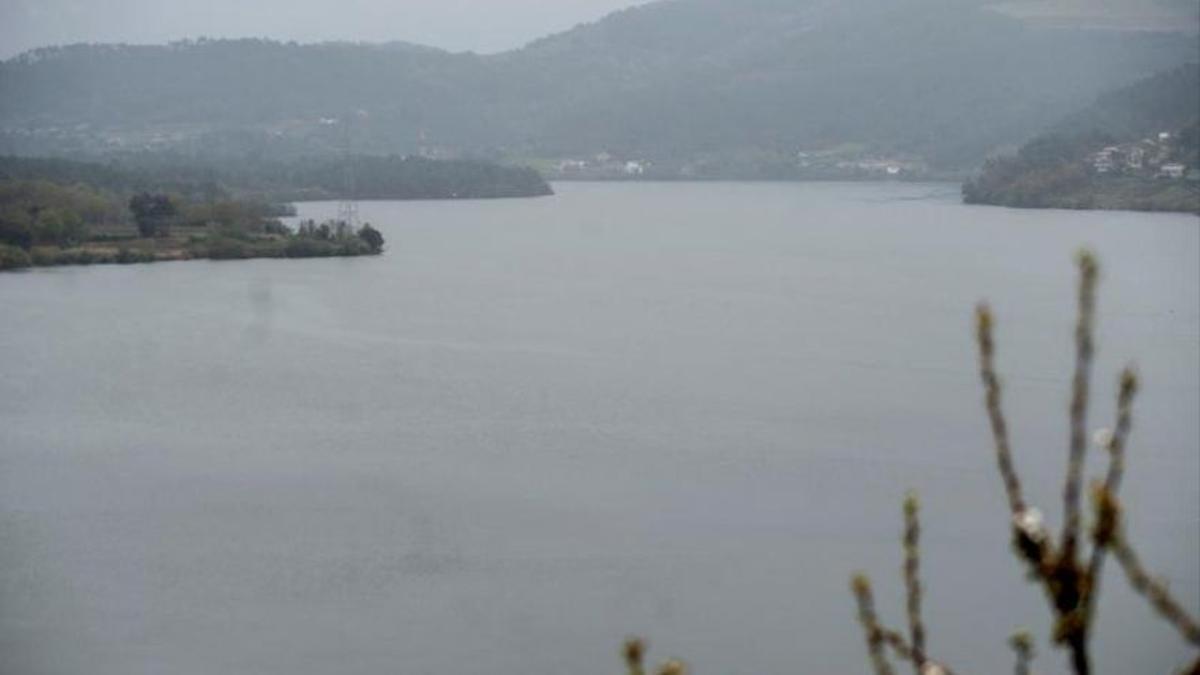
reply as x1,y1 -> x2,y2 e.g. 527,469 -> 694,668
0,0 -> 653,59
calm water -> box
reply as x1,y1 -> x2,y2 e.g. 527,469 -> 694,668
1,182 -> 1197,675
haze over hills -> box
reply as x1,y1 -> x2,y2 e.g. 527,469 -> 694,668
1050,62 -> 1200,139
989,0 -> 1200,31
1,0 -> 1196,175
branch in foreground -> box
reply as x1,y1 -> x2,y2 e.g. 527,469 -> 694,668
656,660 -> 687,675
1110,523 -> 1200,646
1083,367 -> 1138,624
853,574 -> 898,675
1009,630 -> 1035,675
624,638 -> 646,675
904,492 -> 928,673
852,498 -> 959,675
1063,250 -> 1098,562
975,304 -> 1026,516
976,255 -> 1102,675
621,638 -> 688,675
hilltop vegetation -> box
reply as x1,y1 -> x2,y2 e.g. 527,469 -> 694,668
1,0 -> 1194,174
0,154 -> 552,202
963,64 -> 1200,212
238,155 -> 552,201
1049,62 -> 1200,140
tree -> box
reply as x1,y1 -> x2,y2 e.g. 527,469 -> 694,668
32,208 -> 86,247
128,193 -> 178,237
0,205 -> 34,249
357,223 -> 384,253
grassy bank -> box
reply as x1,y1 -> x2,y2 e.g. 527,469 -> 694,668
0,223 -> 384,271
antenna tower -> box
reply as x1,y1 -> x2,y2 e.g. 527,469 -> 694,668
336,113 -> 360,228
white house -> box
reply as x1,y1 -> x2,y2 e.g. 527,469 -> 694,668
1159,163 -> 1187,179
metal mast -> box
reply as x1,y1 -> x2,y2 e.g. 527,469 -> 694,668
336,112 -> 360,228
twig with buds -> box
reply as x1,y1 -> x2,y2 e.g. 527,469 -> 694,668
1010,630 -> 1035,675
622,638 -> 688,675
851,495 -> 958,675
972,252 -> 1198,674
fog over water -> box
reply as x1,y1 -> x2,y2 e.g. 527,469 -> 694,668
1,183 -> 1196,674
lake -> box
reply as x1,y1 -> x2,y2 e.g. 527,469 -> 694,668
1,182 -> 1197,674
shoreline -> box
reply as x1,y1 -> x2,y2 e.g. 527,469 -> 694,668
1,232 -> 383,272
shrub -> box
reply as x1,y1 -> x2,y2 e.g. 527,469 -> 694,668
0,243 -> 32,270
116,247 -> 154,264
30,247 -> 56,266
205,237 -> 252,260
263,219 -> 291,235
284,237 -> 336,258
129,192 -> 179,237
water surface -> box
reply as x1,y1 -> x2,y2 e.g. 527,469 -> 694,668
2,182 -> 1197,674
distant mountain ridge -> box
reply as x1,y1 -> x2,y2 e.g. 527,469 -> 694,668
1,0 -> 1196,173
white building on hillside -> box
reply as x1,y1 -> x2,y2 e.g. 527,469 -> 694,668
1159,163 -> 1187,179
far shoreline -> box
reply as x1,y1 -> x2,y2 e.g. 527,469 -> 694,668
547,177 -> 1199,214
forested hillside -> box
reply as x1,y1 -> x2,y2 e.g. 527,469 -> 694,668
0,154 -> 552,202
1,0 -> 1194,174
1049,63 -> 1200,140
963,63 -> 1199,211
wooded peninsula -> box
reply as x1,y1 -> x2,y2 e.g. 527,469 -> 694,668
0,154 -> 553,270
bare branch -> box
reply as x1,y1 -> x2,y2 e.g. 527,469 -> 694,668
1111,527 -> 1200,645
878,630 -> 961,675
1103,368 -> 1138,496
1063,250 -> 1099,561
853,574 -> 898,675
881,628 -> 915,662
904,493 -> 928,672
975,304 -> 1025,515
623,638 -> 646,675
1084,368 -> 1139,622
851,503 -> 963,675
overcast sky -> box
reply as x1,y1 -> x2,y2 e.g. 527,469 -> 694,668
0,0 -> 654,59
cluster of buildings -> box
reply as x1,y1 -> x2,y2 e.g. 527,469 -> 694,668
554,153 -> 649,178
1089,132 -> 1189,179
797,150 -> 929,178
546,148 -> 932,180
